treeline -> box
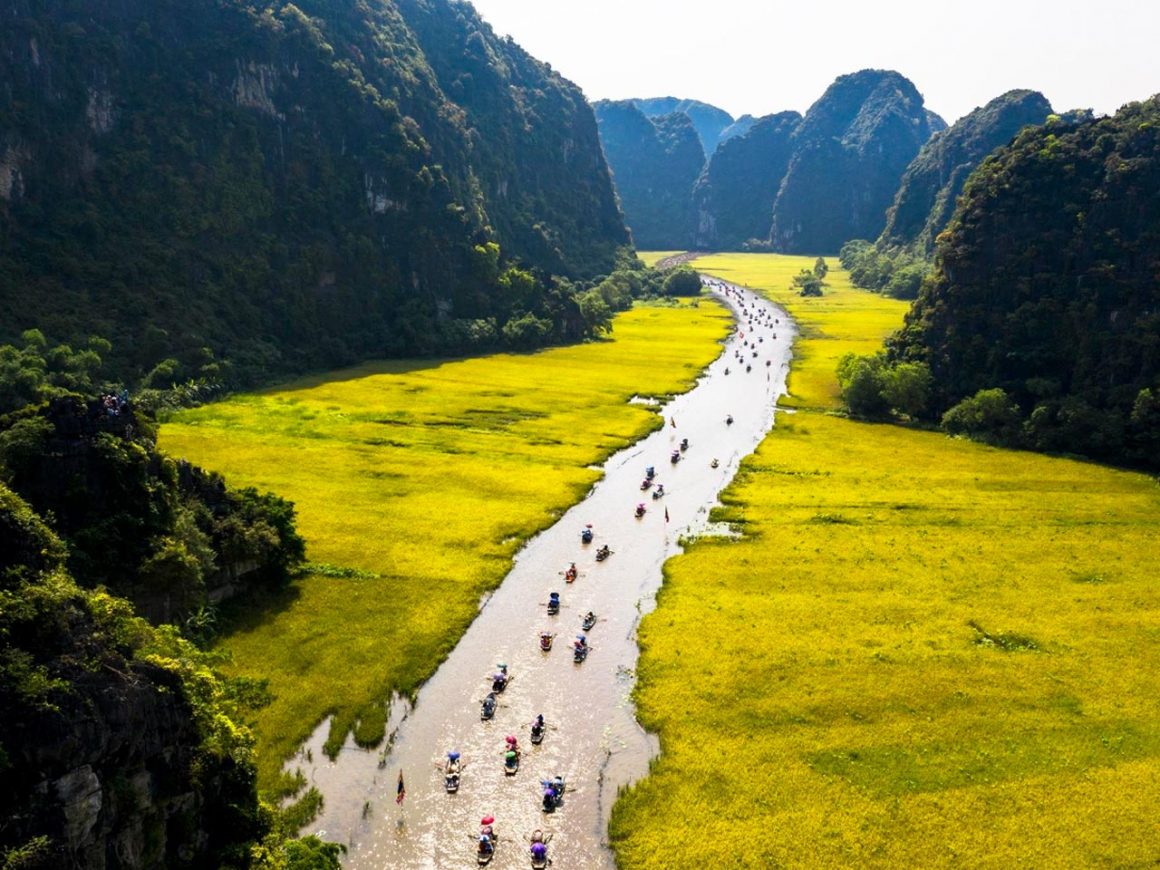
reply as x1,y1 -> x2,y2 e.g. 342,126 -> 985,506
838,240 -> 930,300
837,351 -> 1158,470
1,252 -> 688,405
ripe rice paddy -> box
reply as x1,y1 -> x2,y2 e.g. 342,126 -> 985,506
637,250 -> 684,267
609,254 -> 1160,867
159,302 -> 732,785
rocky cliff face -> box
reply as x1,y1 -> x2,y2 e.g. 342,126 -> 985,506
692,111 -> 801,249
769,69 -> 942,253
879,89 -> 1053,254
594,101 -> 704,249
5,658 -> 249,869
0,484 -> 264,869
0,0 -> 627,379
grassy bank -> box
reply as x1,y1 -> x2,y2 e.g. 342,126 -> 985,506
160,302 -> 732,785
610,254 -> 1160,867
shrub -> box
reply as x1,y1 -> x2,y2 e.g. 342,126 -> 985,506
879,362 -> 932,418
942,388 -> 1021,442
662,267 -> 703,297
836,353 -> 890,418
791,269 -> 825,297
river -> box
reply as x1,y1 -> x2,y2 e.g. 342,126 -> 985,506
294,280 -> 794,868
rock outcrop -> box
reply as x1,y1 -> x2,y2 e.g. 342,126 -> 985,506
769,69 -> 943,253
692,111 -> 801,249
0,484 -> 264,869
593,101 -> 704,249
879,89 -> 1054,254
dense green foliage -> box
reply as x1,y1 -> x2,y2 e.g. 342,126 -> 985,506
691,111 -> 801,249
593,101 -> 704,249
879,90 -> 1054,254
629,97 -> 734,154
0,481 -> 338,869
769,70 -> 943,254
890,97 -> 1160,468
0,0 -> 628,385
0,358 -> 329,867
661,266 -> 703,296
839,239 -> 931,299
0,486 -> 244,868
836,352 -> 932,419
0,329 -> 112,414
0,341 -> 305,623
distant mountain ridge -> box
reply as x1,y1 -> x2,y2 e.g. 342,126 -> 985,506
595,71 -> 947,253
629,97 -> 737,155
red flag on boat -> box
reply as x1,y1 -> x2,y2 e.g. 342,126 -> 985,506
396,769 -> 406,804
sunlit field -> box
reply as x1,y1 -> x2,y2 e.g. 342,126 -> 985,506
696,253 -> 907,409
611,254 -> 1160,867
637,250 -> 684,267
160,302 -> 732,784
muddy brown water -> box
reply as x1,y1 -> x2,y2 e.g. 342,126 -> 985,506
291,282 -> 794,868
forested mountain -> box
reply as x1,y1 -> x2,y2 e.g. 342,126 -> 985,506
692,111 -> 802,249
890,97 -> 1160,468
593,101 -> 704,249
0,0 -> 628,384
769,70 -> 943,253
879,90 -> 1054,254
630,97 -> 735,154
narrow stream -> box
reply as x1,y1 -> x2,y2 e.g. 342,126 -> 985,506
294,281 -> 794,868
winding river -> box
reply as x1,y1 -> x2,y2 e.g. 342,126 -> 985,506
294,281 -> 794,868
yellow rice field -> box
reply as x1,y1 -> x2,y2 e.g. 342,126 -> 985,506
159,302 -> 732,785
637,250 -> 684,267
609,254 -> 1160,867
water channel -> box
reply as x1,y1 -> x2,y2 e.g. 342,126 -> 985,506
295,280 -> 795,868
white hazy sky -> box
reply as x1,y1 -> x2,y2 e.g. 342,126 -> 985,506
466,0 -> 1160,125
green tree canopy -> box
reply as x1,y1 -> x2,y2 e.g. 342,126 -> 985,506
662,267 -> 703,297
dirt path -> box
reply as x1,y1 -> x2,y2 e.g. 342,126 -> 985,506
653,251 -> 704,270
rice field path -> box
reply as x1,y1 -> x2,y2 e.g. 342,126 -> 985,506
296,279 -> 795,868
